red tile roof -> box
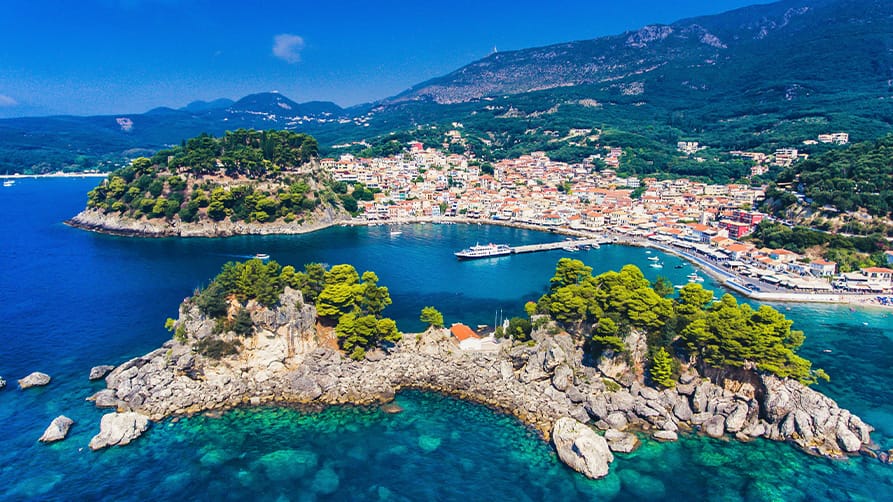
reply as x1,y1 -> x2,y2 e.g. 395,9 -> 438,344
450,324 -> 480,342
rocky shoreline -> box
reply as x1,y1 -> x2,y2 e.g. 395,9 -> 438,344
65,205 -> 346,238
86,287 -> 879,479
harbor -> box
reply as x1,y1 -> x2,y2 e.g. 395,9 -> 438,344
456,237 -> 608,259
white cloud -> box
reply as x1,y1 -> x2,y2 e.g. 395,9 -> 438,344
0,94 -> 17,107
273,34 -> 305,64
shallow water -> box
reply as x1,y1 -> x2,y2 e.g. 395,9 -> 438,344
1,178 -> 891,500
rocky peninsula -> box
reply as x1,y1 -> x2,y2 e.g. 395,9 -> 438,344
67,204 -> 346,238
88,285 -> 878,479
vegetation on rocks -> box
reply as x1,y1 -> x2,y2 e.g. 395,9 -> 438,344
419,306 -> 444,328
534,258 -> 825,385
185,259 -> 399,360
84,129 -> 342,225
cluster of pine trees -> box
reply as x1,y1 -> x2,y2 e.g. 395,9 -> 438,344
86,129 -> 332,224
190,260 -> 400,361
533,258 -> 825,386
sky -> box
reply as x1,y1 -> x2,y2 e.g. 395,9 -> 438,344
0,0 -> 763,117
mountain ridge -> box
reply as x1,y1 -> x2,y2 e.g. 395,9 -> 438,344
2,0 -> 892,173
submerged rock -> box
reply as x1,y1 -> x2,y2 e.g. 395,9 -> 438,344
253,449 -> 318,481
604,429 -> 640,453
88,412 -> 150,450
39,416 -> 74,443
552,417 -> 614,479
18,372 -> 51,389
89,365 -> 115,381
418,435 -> 442,453
381,403 -> 403,414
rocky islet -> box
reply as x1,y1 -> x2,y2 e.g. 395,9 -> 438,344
84,287 -> 879,478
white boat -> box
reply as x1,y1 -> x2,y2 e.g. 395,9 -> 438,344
2,180 -> 14,187
645,250 -> 652,254
647,256 -> 659,261
687,272 -> 704,283
649,262 -> 663,269
455,243 -> 512,260
389,231 -> 402,236
254,253 -> 270,261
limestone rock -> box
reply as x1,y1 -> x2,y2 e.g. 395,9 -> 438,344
89,365 -> 116,381
552,364 -> 573,392
585,394 -> 608,421
39,416 -> 74,443
672,395 -> 693,421
87,389 -> 120,408
89,412 -> 150,450
552,418 -> 614,479
604,429 -> 640,453
703,415 -> 726,438
18,372 -> 51,389
724,403 -> 749,433
289,375 -> 322,402
604,412 -> 629,431
653,430 -> 678,442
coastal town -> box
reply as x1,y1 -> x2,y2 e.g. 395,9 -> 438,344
323,137 -> 893,305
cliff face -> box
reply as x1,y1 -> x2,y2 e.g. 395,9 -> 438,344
66,203 -> 348,238
89,300 -> 878,479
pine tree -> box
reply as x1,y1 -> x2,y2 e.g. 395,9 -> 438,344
651,347 -> 675,388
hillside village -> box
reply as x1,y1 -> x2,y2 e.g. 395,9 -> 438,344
324,138 -> 893,297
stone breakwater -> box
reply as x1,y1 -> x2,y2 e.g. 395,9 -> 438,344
88,289 -> 877,478
66,205 -> 346,238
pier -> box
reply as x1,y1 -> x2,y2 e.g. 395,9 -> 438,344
511,238 -> 608,255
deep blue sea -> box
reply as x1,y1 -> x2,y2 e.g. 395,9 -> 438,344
1,178 -> 892,501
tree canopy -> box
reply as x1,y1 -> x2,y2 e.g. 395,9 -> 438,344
534,259 -> 825,385
85,129 -> 336,225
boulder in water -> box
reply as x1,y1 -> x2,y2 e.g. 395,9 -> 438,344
552,417 -> 614,479
88,412 -> 150,450
18,372 -> 51,389
39,416 -> 74,443
89,365 -> 115,381
653,430 -> 678,442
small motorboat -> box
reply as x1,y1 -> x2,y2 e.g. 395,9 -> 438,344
647,256 -> 659,261
254,253 -> 270,261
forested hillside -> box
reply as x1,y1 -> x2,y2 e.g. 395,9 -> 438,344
83,129 -> 340,225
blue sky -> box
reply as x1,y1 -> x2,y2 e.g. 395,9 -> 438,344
0,0 -> 761,117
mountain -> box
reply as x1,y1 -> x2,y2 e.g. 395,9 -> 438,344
182,98 -> 235,113
391,0 -> 891,105
1,0 -> 892,174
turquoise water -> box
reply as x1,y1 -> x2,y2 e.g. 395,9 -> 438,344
1,178 -> 891,500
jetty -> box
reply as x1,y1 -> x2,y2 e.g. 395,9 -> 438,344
511,237 -> 607,255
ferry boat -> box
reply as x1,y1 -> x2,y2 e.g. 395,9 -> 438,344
455,243 -> 512,260
253,253 -> 270,261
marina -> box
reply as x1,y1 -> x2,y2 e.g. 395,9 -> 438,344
456,238 -> 607,260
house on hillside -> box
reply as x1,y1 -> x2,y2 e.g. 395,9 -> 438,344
450,323 -> 482,351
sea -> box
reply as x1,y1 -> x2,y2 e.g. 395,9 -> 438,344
1,178 -> 891,501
